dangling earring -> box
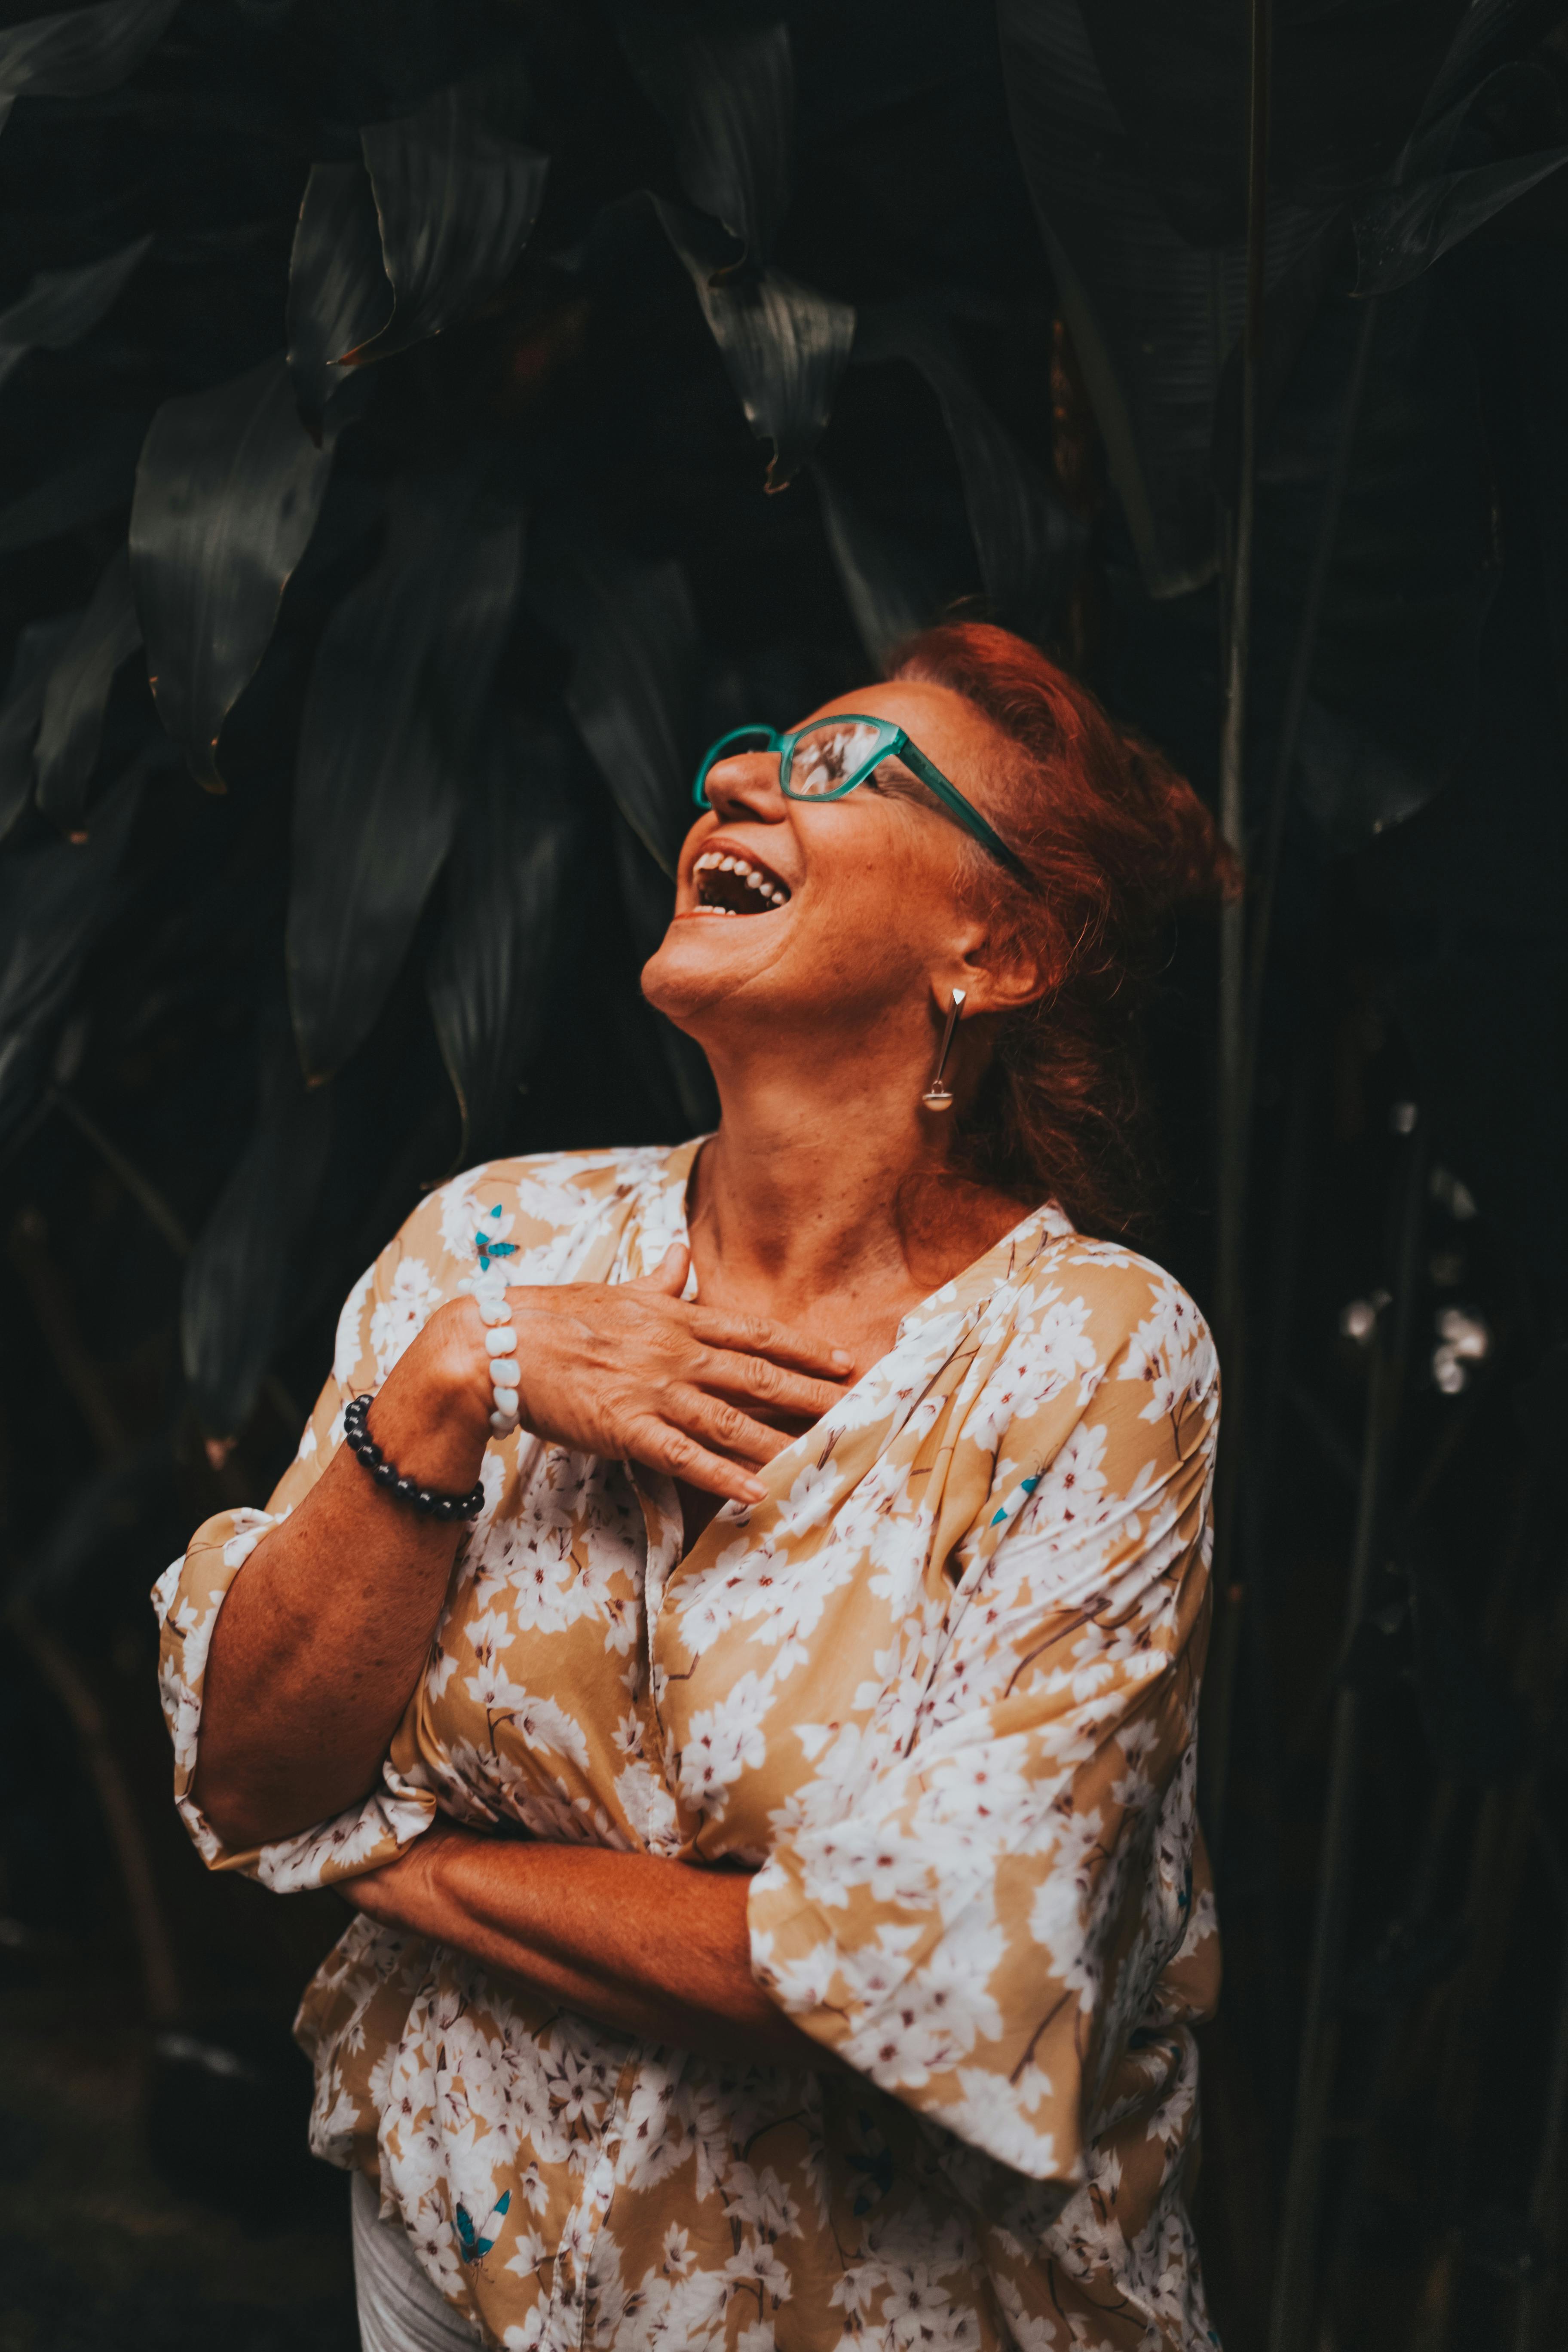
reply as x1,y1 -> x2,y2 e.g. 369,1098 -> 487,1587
921,988 -> 966,1111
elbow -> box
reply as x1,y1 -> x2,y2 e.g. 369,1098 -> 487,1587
189,1757 -> 273,1855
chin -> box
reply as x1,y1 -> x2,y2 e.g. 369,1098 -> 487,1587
640,915 -> 799,1040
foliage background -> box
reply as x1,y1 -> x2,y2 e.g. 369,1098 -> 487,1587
0,3 -> 1566,2347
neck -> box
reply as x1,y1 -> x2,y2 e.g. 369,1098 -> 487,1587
688,1026 -> 970,1323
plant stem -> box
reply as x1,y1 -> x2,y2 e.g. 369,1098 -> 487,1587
1204,0 -> 1273,1867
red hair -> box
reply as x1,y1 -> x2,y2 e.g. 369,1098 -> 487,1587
891,622 -> 1239,1238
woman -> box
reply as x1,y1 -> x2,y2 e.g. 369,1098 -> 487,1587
156,622 -> 1232,2352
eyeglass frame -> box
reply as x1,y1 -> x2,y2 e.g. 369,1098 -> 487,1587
691,715 -> 1029,880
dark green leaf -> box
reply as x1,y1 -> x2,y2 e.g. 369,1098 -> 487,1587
614,3 -> 793,261
0,0 -> 180,107
286,469 -> 524,1080
427,717 -> 579,1161
285,161 -> 392,435
0,762 -> 142,1148
855,305 -> 1079,630
130,354 -> 338,788
812,462 -> 941,667
998,0 -> 1328,595
530,524 -> 701,880
1292,695 -> 1440,852
0,234 -> 152,391
0,412 -> 144,555
1076,0 -> 1465,245
0,614 -> 79,845
656,199 -> 853,490
34,544 -> 142,832
1257,275 -> 1495,846
181,1018 -> 333,1439
1423,0 -> 1557,122
345,83 -> 548,366
1354,145 -> 1568,295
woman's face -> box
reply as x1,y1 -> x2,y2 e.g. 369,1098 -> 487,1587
642,679 -> 1020,1056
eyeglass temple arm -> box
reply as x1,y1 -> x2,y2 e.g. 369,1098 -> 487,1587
895,738 -> 1029,879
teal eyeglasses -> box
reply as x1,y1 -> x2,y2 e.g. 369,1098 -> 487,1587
692,714 -> 1027,879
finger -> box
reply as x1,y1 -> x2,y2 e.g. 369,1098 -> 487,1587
683,1308 -> 854,1377
692,1350 -> 848,1419
628,1243 -> 691,1299
667,1384 -> 793,1467
628,1416 -> 767,1506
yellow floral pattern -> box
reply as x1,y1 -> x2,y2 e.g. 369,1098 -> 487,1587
154,1139 -> 1222,2350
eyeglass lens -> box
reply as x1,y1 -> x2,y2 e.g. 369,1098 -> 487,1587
785,720 -> 887,797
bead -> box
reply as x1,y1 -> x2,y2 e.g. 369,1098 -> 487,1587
416,1489 -> 435,1512
395,1475 -> 418,1502
487,1358 -> 517,1386
373,1461 -> 397,1487
478,1298 -> 511,1325
487,1327 -> 518,1353
489,1409 -> 517,1435
493,1385 -> 519,1415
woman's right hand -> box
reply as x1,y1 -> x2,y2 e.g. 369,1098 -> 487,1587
446,1243 -> 853,1504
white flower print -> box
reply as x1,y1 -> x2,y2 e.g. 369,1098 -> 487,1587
153,1143 -> 1222,2352
369,1255 -> 445,1379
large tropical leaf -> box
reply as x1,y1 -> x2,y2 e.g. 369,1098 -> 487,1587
0,762 -> 142,1147
285,162 -> 392,435
181,1017 -> 333,1439
656,199 -> 854,490
1354,146 -> 1568,295
129,353 -> 339,788
811,462 -> 943,668
286,469 -> 524,1080
614,3 -> 794,262
343,83 -> 548,366
0,235 -> 152,391
426,716 -> 579,1161
1000,0 -> 1553,596
998,0 -> 1328,595
0,0 -> 180,110
34,543 -> 143,832
854,304 -> 1079,633
1075,0 -> 1467,245
0,614 -> 79,845
530,525 -> 702,881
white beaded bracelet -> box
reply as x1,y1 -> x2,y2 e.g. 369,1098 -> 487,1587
459,1273 -> 521,1436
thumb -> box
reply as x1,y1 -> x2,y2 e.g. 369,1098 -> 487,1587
630,1241 -> 690,1298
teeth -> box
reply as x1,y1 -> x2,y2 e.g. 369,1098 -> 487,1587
691,842 -> 792,910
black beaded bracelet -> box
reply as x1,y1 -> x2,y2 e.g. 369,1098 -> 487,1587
342,1392 -> 485,1522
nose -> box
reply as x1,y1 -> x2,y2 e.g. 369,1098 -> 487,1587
701,749 -> 788,827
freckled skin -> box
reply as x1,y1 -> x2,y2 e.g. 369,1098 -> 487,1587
193,674 -> 1046,2063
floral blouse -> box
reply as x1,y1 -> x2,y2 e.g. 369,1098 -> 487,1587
154,1140 -> 1222,2352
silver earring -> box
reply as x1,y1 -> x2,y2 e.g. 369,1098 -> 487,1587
921,988 -> 966,1111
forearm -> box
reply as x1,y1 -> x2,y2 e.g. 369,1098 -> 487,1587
350,1830 -> 823,2065
193,1348 -> 489,1849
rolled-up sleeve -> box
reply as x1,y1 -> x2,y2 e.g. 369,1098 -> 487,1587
151,1229 -> 441,1893
747,1326 -> 1219,2186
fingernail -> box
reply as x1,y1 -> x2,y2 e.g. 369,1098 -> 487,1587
744,1479 -> 767,1503
831,1350 -> 853,1371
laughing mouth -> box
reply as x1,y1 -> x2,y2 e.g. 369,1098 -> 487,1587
692,847 -> 792,915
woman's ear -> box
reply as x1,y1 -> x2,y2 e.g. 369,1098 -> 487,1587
951,940 -> 1051,1018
